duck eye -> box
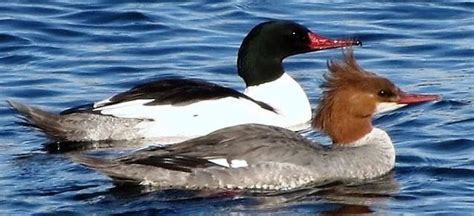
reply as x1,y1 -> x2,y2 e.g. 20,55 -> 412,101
290,31 -> 305,40
290,31 -> 298,38
378,90 -> 391,97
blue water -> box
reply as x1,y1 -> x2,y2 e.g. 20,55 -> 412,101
1,1 -> 473,214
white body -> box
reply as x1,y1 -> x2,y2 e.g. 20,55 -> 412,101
94,73 -> 312,143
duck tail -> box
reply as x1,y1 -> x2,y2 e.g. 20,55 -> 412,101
69,154 -> 152,184
68,154 -> 125,179
69,153 -> 192,187
69,153 -> 118,170
7,100 -> 68,140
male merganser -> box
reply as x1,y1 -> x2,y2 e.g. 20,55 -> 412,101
71,50 -> 440,190
8,20 -> 360,144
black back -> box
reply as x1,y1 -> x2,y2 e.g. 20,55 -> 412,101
61,78 -> 275,115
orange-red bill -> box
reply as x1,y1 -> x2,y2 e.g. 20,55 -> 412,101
397,92 -> 440,104
307,32 -> 361,50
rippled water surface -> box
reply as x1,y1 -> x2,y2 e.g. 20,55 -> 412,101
1,1 -> 473,215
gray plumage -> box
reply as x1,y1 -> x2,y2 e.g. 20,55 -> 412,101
71,124 -> 395,190
7,100 -> 145,141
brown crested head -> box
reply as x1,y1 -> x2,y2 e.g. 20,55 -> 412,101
313,49 -> 439,145
314,49 -> 404,145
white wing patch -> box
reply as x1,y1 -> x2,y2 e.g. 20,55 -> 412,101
208,158 -> 248,168
230,159 -> 248,168
208,158 -> 229,167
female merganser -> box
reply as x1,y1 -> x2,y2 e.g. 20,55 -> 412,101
8,20 -> 360,144
71,50 -> 439,190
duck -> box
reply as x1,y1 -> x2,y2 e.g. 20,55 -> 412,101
8,20 -> 360,144
71,49 -> 440,191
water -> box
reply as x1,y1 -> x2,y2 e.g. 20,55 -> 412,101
1,1 -> 473,214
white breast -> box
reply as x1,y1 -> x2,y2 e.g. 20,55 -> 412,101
244,73 -> 312,130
